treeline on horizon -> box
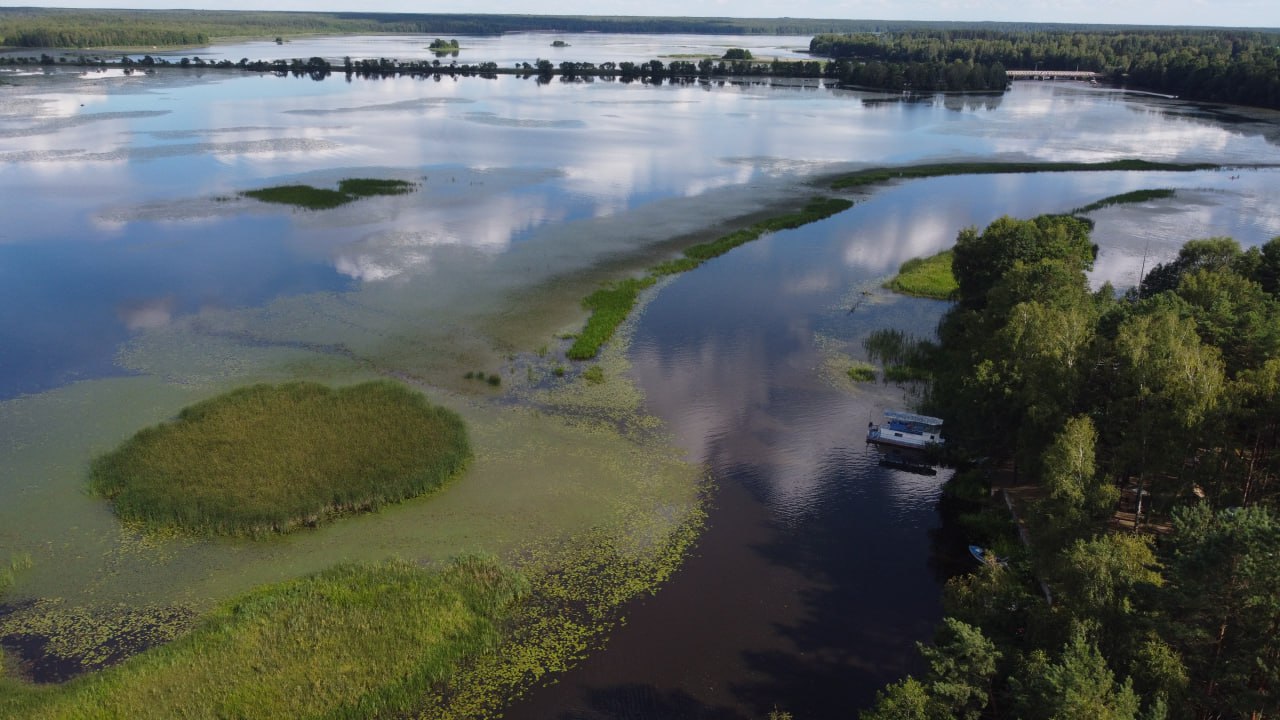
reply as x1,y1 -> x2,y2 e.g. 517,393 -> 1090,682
859,216 -> 1280,719
813,29 -> 1280,107
1,7 -> 1273,49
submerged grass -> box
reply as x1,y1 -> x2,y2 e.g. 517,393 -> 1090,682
89,380 -> 470,536
570,197 -> 854,360
1070,187 -> 1176,214
0,557 -> 525,720
885,249 -> 957,299
830,160 -> 1217,190
865,328 -> 934,383
241,178 -> 415,209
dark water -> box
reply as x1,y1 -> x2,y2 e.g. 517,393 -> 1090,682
504,162 -> 1280,718
508,191 -> 962,720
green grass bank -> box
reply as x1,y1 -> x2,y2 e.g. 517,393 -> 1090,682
568,196 -> 853,360
89,380 -> 470,536
831,160 -> 1218,190
885,249 -> 958,299
0,557 -> 524,719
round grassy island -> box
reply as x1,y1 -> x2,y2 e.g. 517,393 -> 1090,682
90,381 -> 471,536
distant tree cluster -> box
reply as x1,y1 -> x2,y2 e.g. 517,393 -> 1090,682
863,215 -> 1280,719
812,29 -> 1280,108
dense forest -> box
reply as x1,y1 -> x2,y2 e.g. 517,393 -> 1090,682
813,29 -> 1280,107
862,216 -> 1280,719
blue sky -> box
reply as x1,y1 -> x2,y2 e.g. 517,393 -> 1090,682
14,1 -> 1280,29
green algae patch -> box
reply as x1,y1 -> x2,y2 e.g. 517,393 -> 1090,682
89,380 -> 470,536
2,557 -> 525,720
885,249 -> 957,300
241,178 -> 415,209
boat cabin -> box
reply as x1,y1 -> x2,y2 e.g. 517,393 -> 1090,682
866,410 -> 944,450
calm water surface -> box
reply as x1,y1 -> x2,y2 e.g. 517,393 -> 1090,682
3,35 -> 1280,716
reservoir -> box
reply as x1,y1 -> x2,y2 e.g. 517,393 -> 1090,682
2,34 -> 1280,717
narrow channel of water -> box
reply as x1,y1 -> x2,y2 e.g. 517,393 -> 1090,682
504,166 -> 1280,718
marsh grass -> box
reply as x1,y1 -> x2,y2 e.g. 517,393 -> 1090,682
88,381 -> 470,536
241,178 -> 415,210
1070,188 -> 1176,214
570,197 -> 854,360
885,249 -> 957,299
567,277 -> 657,360
831,160 -> 1217,190
865,329 -> 934,383
847,363 -> 877,382
2,557 -> 525,719
337,178 -> 414,197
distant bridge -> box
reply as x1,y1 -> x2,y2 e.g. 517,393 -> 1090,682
1007,70 -> 1101,81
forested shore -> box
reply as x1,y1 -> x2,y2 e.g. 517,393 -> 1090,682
812,28 -> 1280,107
4,10 -> 1278,105
862,215 -> 1280,719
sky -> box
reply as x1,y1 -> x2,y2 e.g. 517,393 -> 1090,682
11,0 -> 1280,29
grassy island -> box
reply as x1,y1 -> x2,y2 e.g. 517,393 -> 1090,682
89,381 -> 470,536
3,557 -> 524,719
1070,187 -> 1176,214
885,249 -> 958,299
241,178 -> 415,210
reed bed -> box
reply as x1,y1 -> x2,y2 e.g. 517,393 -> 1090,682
864,328 -> 934,382
1070,187 -> 1176,214
831,160 -> 1216,190
885,249 -> 957,299
567,277 -> 656,360
89,381 -> 470,536
569,197 -> 853,360
1,557 -> 525,719
241,178 -> 415,209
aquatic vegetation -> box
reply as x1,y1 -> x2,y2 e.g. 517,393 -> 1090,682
847,363 -> 877,382
864,329 -> 934,383
885,249 -> 957,299
0,557 -> 525,719
89,381 -> 470,536
567,277 -> 657,361
1070,188 -> 1176,215
241,178 -> 415,210
572,197 -> 854,360
337,177 -> 415,197
831,160 -> 1218,190
418,485 -> 709,719
582,366 -> 605,385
